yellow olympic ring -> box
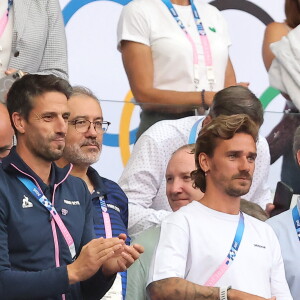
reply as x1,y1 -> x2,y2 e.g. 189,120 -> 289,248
119,91 -> 135,166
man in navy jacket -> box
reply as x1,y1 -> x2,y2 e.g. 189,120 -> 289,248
56,86 -> 133,299
0,74 -> 141,299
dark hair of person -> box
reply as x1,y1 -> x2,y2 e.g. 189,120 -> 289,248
71,85 -> 100,103
6,74 -> 72,133
191,114 -> 259,193
285,0 -> 300,28
209,86 -> 264,127
293,125 -> 300,163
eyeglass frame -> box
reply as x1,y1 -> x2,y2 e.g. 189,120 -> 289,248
68,119 -> 111,134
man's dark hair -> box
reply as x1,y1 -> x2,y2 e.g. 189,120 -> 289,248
7,74 -> 72,133
191,114 -> 259,193
209,86 -> 264,127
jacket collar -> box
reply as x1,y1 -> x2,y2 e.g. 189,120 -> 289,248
2,147 -> 72,189
87,166 -> 107,197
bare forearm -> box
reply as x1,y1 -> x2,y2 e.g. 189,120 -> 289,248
148,278 -> 271,300
132,87 -> 216,110
148,278 -> 219,300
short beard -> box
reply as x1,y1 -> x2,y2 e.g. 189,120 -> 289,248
63,142 -> 101,166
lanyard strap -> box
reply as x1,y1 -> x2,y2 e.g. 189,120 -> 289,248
17,176 -> 76,260
205,212 -> 245,286
292,205 -> 300,241
99,196 -> 112,238
0,0 -> 13,37
161,0 -> 215,90
188,118 -> 202,144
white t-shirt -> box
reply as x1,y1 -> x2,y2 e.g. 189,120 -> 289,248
117,0 -> 230,92
119,116 -> 271,236
149,201 -> 292,299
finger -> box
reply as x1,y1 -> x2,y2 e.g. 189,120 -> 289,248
5,68 -> 17,75
120,251 -> 135,266
96,243 -> 123,264
124,244 -> 143,260
96,248 -> 117,266
132,243 -> 144,254
93,237 -> 124,251
121,246 -> 140,265
118,233 -> 127,241
116,257 -> 128,271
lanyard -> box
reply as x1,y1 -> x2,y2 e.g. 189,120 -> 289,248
188,118 -> 203,144
17,176 -> 76,261
99,196 -> 112,238
0,0 -> 13,37
161,0 -> 215,91
205,212 -> 245,286
292,205 -> 300,241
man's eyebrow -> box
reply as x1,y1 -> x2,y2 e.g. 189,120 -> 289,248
248,151 -> 257,158
225,150 -> 257,156
70,115 -> 103,121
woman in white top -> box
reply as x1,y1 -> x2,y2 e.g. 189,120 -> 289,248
262,0 -> 300,194
117,0 -> 243,139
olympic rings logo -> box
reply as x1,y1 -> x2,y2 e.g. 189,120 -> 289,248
62,0 -> 279,166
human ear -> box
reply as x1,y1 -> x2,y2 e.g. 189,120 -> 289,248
198,152 -> 210,173
11,112 -> 26,134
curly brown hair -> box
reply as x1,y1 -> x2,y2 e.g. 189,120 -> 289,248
191,114 -> 258,193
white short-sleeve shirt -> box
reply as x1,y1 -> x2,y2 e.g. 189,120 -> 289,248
117,0 -> 231,92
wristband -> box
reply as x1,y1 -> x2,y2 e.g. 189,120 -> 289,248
219,286 -> 231,300
201,89 -> 209,110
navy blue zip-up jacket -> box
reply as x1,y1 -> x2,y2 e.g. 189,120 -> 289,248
0,148 -> 115,300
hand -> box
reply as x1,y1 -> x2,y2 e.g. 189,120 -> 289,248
265,203 -> 275,217
5,68 -> 18,75
67,237 -> 124,284
102,234 -> 144,276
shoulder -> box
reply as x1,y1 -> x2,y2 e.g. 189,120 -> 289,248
143,116 -> 202,141
267,209 -> 292,230
121,0 -> 156,15
164,201 -> 197,223
244,213 -> 280,238
195,1 -> 224,19
266,22 -> 288,33
264,22 -> 289,39
101,176 -> 126,194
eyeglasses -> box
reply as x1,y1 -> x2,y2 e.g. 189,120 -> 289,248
69,120 -> 111,134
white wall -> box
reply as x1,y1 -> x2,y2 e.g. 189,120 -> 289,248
60,0 -> 285,191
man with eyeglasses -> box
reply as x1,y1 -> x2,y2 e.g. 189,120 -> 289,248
0,102 -> 14,160
0,75 -> 143,300
56,86 -> 134,299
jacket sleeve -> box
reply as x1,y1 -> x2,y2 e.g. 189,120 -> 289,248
0,197 -> 70,299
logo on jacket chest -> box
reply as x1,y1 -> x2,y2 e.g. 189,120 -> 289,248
64,200 -> 80,206
22,195 -> 33,208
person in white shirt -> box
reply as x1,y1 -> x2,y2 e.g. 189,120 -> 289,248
117,0 -> 246,139
267,125 -> 300,299
126,144 -> 204,300
119,86 -> 271,237
147,114 -> 291,300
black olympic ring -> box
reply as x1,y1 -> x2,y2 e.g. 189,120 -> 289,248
210,0 -> 274,25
